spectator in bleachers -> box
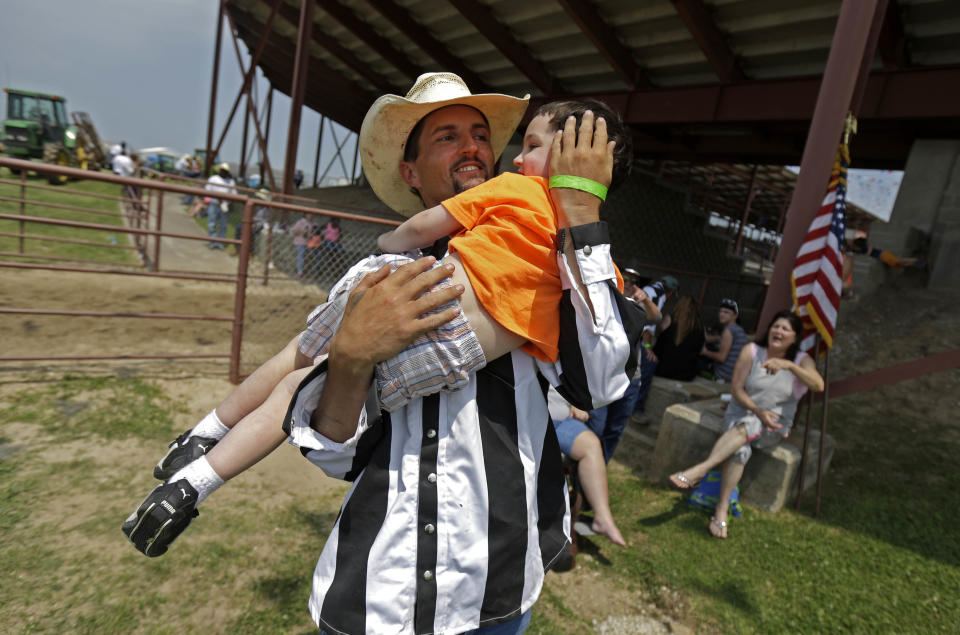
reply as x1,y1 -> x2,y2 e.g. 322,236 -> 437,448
547,387 -> 626,546
701,298 -> 748,382
587,264 -> 661,462
631,274 -> 679,424
653,296 -> 706,382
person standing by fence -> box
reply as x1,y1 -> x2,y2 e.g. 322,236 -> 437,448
204,163 -> 236,249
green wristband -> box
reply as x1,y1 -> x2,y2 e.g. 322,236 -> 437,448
548,175 -> 608,201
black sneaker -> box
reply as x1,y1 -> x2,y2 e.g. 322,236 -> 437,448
153,430 -> 218,480
122,479 -> 199,557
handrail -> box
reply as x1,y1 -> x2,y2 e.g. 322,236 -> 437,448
828,348 -> 960,400
0,157 -> 401,226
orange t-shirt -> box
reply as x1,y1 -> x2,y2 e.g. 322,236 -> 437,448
443,173 -> 625,363
443,173 -> 559,361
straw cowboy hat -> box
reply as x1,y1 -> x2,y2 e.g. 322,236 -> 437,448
359,72 -> 529,217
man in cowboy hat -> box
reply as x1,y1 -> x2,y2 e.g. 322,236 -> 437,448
125,72 -> 638,634
282,72 -> 640,634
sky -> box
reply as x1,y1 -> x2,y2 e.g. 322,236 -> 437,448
0,0 -> 358,185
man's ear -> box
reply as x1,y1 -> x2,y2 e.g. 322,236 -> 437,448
398,161 -> 421,190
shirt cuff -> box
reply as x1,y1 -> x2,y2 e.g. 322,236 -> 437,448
284,362 -> 368,454
559,222 -> 616,285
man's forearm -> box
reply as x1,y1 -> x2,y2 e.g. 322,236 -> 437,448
310,355 -> 372,443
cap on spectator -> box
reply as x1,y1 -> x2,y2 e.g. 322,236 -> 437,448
661,275 -> 679,291
719,298 -> 739,314
216,162 -> 230,172
255,188 -> 270,200
623,266 -> 641,280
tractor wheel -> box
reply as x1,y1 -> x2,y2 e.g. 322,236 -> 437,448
76,144 -> 89,171
43,143 -> 69,185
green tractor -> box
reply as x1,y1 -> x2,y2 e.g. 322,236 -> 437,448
1,88 -> 101,184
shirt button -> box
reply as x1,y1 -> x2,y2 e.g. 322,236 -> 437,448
423,570 -> 434,581
583,244 -> 592,256
427,473 -> 437,484
424,523 -> 435,534
426,428 -> 437,439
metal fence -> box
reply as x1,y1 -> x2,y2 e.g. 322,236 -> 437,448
0,155 -> 775,384
0,156 -> 399,381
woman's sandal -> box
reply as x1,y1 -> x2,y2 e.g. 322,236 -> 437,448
669,472 -> 698,490
709,517 -> 728,539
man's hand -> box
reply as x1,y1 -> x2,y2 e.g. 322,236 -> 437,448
569,406 -> 590,422
313,257 -> 465,442
644,347 -> 658,363
329,257 -> 464,375
548,110 -> 616,228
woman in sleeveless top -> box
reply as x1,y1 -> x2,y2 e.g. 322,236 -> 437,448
667,310 -> 824,538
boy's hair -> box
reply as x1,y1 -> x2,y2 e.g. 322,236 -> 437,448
533,99 -> 633,190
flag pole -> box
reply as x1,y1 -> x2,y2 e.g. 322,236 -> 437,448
794,333 -> 819,509
814,344 -> 831,518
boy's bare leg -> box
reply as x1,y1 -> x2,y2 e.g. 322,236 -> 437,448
443,253 -> 525,362
154,335 -> 314,480
204,365 -> 314,480
215,335 -> 314,426
569,430 -> 626,546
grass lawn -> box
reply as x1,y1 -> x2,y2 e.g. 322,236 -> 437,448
1,372 -> 957,632
0,166 -> 138,266
537,385 -> 959,633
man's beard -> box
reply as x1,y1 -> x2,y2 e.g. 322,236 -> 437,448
450,158 -> 492,194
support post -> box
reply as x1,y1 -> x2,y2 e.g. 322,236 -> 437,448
223,10 -> 279,192
282,0 -> 315,196
758,0 -> 883,330
733,165 -> 759,255
351,132 -> 360,184
262,86 -> 273,185
204,0 -> 225,177
153,180 -> 164,272
211,0 -> 282,169
313,115 -> 325,188
240,96 -> 251,180
229,199 -> 255,384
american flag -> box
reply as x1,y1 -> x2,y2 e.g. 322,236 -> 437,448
791,144 -> 848,354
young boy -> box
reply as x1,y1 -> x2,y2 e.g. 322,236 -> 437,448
123,100 -> 633,555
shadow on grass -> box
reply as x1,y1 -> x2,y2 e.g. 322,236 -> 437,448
638,498 -> 691,528
687,578 -> 756,617
802,395 -> 960,568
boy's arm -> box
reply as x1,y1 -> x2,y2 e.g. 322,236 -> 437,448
284,258 -> 465,477
546,111 -> 638,410
378,205 -> 463,254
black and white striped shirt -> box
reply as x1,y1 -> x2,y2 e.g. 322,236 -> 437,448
284,223 -> 643,634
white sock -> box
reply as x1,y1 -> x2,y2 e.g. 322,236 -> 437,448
189,409 -> 229,441
169,456 -> 224,504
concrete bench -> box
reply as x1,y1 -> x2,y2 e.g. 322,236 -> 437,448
638,375 -> 730,425
649,398 -> 836,512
